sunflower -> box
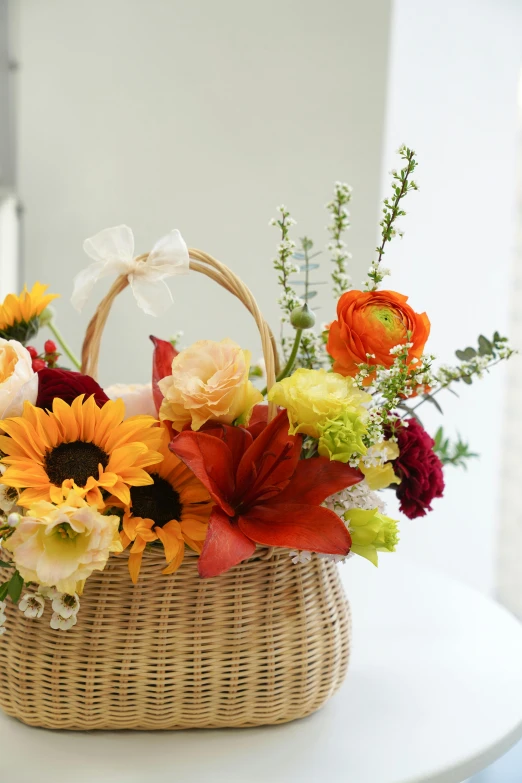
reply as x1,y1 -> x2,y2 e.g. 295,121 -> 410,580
119,427 -> 212,583
0,282 -> 59,340
0,395 -> 163,509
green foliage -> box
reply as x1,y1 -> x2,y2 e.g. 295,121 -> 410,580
455,332 -> 511,363
271,205 -> 300,360
0,316 -> 40,345
288,236 -> 329,370
0,569 -> 24,603
326,182 -> 353,298
7,571 -> 23,603
366,145 -> 418,291
290,236 -> 327,304
433,427 -> 478,469
249,365 -> 264,379
433,332 -> 515,389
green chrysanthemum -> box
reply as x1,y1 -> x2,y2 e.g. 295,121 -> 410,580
317,409 -> 368,463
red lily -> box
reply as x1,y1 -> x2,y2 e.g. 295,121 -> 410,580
170,409 -> 362,578
150,335 -> 178,413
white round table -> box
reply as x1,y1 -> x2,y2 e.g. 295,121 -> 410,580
2,557 -> 522,783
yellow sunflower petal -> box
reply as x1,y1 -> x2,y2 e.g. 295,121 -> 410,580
1,396 -> 162,509
52,397 -> 79,441
128,551 -> 144,584
155,521 -> 183,563
94,399 -> 126,448
161,540 -> 185,575
109,481 -> 131,506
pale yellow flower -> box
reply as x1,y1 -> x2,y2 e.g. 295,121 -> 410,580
268,368 -> 371,438
4,491 -> 123,594
360,441 -> 401,490
345,507 -> 399,566
159,338 -> 262,431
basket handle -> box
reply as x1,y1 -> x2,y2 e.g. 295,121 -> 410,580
80,248 -> 280,422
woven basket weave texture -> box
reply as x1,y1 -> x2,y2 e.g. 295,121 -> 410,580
0,547 -> 351,730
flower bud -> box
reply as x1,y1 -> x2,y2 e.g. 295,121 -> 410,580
7,512 -> 21,528
343,508 -> 399,566
290,303 -> 316,330
38,306 -> 56,328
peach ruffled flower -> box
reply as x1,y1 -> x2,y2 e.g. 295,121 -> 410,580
158,338 -> 263,431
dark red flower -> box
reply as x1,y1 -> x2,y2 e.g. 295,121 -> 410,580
170,410 -> 362,577
150,335 -> 178,413
36,368 -> 109,410
392,418 -> 445,519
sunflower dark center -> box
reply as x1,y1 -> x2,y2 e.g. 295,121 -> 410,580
130,473 -> 182,528
44,441 -> 109,488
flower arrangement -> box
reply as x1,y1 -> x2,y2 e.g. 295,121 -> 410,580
0,146 -> 513,637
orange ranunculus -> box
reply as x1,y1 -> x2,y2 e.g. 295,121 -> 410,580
326,290 -> 430,377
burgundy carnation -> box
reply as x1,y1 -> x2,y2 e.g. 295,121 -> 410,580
36,368 -> 110,410
392,418 -> 445,520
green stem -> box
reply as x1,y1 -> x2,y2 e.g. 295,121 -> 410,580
404,356 -> 507,418
47,321 -> 81,371
304,245 -> 310,302
261,329 -> 303,396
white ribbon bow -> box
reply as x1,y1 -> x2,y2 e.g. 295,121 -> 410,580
71,224 -> 190,317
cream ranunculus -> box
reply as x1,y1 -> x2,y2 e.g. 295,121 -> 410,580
0,338 -> 38,419
158,338 -> 263,431
268,368 -> 371,438
4,491 -> 123,594
106,382 -> 157,418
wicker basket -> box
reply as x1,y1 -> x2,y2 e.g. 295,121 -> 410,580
0,245 -> 352,729
0,548 -> 350,730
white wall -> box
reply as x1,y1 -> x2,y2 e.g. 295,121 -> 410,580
15,0 -> 391,385
381,0 -> 522,594
15,0 -> 522,595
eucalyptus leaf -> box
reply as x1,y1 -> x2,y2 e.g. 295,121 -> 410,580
478,335 -> 493,356
455,347 -> 477,361
303,291 -> 318,300
299,263 -> 320,271
424,395 -> 443,414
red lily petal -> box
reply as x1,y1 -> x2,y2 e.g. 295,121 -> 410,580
198,507 -> 256,578
150,335 -> 178,413
169,431 -> 236,516
247,403 -> 284,439
274,457 -> 363,506
199,421 -> 253,474
247,403 -> 269,439
238,503 -> 351,555
236,409 -> 302,506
